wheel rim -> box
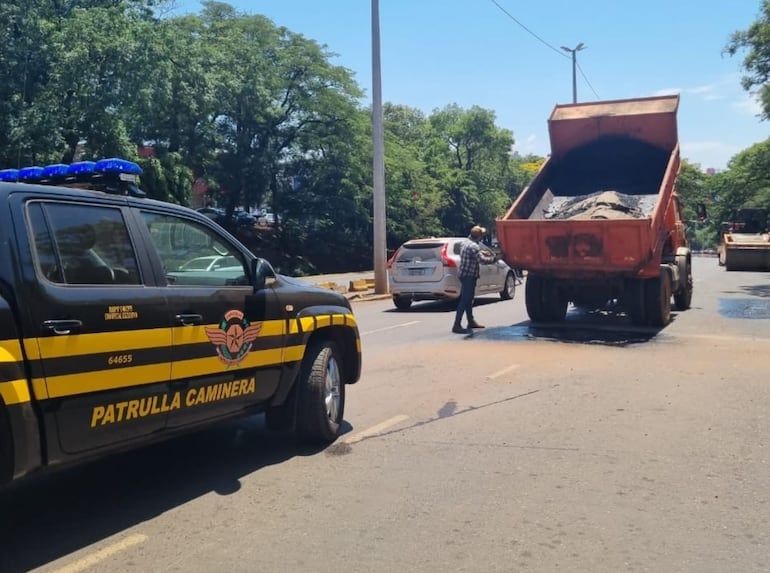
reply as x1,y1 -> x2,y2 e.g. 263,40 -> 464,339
324,355 -> 342,422
505,274 -> 514,297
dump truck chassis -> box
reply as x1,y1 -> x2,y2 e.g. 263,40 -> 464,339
525,252 -> 691,327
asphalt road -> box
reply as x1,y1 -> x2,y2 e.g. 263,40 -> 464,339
3,256 -> 769,573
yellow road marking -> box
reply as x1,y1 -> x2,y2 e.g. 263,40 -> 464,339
342,414 -> 409,444
51,533 -> 147,573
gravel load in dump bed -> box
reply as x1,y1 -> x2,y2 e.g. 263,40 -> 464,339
543,190 -> 658,220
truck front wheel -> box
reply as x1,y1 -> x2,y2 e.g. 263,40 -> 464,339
295,340 -> 345,444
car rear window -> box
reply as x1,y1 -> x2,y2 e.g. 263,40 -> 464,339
395,243 -> 444,263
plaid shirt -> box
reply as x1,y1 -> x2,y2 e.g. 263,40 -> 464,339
458,238 -> 495,278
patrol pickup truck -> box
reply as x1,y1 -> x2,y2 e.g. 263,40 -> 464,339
0,159 -> 361,486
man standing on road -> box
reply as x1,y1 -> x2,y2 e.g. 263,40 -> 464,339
453,225 -> 496,334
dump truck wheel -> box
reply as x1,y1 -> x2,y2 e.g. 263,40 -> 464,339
525,275 -> 548,322
393,295 -> 412,310
645,272 -> 671,327
526,276 -> 566,322
673,257 -> 693,311
544,280 -> 568,322
625,279 -> 646,325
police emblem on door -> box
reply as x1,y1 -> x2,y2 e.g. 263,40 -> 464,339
205,310 -> 262,366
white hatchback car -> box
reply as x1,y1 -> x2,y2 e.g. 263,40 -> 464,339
387,237 -> 516,310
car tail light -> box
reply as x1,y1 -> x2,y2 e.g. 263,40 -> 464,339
441,243 -> 456,267
386,247 -> 401,269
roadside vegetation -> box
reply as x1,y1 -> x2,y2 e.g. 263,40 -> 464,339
1,0 -> 768,271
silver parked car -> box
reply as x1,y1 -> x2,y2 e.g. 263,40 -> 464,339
387,237 -> 516,310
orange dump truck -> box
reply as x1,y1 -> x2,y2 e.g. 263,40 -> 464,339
496,95 -> 692,326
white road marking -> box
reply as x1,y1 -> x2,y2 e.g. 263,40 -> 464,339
342,415 -> 409,444
486,363 -> 521,380
361,321 -> 420,336
52,534 -> 148,573
667,333 -> 770,343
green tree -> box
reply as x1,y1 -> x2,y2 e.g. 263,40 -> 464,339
0,1 -> 161,165
676,160 -> 719,249
725,0 -> 770,120
427,104 -> 515,235
138,151 -> 194,205
185,3 -> 363,227
381,104 -> 446,248
508,152 -> 545,203
280,109 -> 372,274
713,138 -> 770,219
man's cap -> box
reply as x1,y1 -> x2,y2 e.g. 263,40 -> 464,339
470,225 -> 486,238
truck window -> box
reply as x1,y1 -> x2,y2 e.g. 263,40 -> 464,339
27,202 -> 141,285
140,211 -> 249,287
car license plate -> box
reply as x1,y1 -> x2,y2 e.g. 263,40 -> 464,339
406,268 -> 425,276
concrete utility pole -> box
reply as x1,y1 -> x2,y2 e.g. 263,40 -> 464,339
560,42 -> 585,104
371,0 -> 388,294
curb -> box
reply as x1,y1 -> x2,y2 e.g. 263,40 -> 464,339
309,278 -> 389,301
345,292 -> 391,302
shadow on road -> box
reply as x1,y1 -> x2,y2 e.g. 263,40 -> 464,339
384,297 -> 502,314
473,305 -> 666,347
740,282 -> 770,298
0,415 -> 352,573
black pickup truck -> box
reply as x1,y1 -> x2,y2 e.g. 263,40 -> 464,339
0,159 -> 361,485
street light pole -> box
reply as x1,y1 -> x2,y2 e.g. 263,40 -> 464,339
560,42 -> 585,104
371,0 -> 388,294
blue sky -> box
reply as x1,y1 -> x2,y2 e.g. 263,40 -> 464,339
170,0 -> 768,171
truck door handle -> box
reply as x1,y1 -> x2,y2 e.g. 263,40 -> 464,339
176,313 -> 203,326
43,319 -> 83,335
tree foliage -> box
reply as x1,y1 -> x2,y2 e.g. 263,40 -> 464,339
725,0 -> 770,120
0,1 -> 527,273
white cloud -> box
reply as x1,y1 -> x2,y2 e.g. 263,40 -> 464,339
689,84 -> 716,95
513,133 -> 546,157
682,140 -> 723,152
733,92 -> 763,116
680,140 -> 742,170
655,78 -> 733,103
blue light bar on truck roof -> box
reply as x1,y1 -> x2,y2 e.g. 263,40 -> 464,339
0,158 -> 145,197
41,164 -> 70,178
95,158 -> 143,175
66,161 -> 97,176
0,169 -> 19,182
19,166 -> 44,180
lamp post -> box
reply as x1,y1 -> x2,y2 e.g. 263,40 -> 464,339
560,42 -> 585,104
371,0 -> 388,294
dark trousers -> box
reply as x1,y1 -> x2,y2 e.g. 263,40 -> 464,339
454,276 -> 477,327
